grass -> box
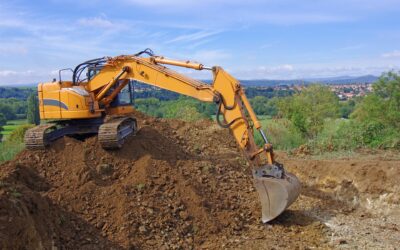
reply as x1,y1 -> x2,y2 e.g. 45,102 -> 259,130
0,142 -> 25,163
255,117 -> 305,150
1,119 -> 27,136
0,120 -> 29,163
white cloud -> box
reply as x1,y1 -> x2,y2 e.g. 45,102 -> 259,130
257,64 -> 294,73
0,19 -> 24,28
1,0 -> 399,85
0,43 -> 28,55
0,70 -> 45,85
382,50 -> 400,58
0,70 -> 17,77
336,44 -> 365,51
252,13 -> 351,25
190,50 -> 231,65
120,0 -> 398,26
166,30 -> 222,44
78,16 -> 114,28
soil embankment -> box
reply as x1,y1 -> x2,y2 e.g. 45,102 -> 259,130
1,112 -> 399,249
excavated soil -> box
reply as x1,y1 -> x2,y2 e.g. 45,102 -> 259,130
0,111 -> 399,249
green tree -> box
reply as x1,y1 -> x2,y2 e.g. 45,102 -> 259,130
0,103 -> 16,120
278,84 -> 340,138
162,97 -> 210,121
249,96 -> 278,116
0,113 -> 6,126
0,113 -> 6,141
339,99 -> 356,118
351,71 -> 400,148
27,93 -> 40,125
352,71 -> 400,127
370,71 -> 400,127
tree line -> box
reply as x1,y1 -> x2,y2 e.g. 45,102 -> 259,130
1,72 -> 399,151
0,92 -> 39,141
135,71 -> 400,151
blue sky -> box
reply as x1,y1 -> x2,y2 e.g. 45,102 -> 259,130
0,0 -> 400,84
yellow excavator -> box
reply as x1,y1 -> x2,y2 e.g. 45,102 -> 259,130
24,49 -> 300,222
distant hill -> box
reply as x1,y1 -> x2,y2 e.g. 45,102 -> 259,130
306,75 -> 378,84
0,87 -> 36,99
0,75 -> 379,90
240,75 -> 379,87
0,83 -> 37,88
240,79 -> 306,86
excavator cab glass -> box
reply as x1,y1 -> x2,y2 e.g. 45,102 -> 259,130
110,81 -> 135,107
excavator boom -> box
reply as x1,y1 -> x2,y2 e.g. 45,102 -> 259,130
25,50 -> 300,222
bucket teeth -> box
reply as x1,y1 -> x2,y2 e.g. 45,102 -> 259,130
253,166 -> 301,223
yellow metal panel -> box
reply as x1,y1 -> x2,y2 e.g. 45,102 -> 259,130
59,89 -> 101,119
106,106 -> 134,115
41,82 -> 62,119
38,83 -> 44,119
39,82 -> 102,120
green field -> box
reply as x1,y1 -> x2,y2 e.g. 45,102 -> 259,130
1,119 -> 27,136
0,119 -> 29,163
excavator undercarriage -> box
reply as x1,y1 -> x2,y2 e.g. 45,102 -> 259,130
25,116 -> 137,150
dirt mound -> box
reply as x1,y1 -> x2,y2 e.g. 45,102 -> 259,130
0,114 -> 257,249
1,111 -> 399,249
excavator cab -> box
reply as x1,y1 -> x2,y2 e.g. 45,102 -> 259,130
110,81 -> 134,107
106,81 -> 135,115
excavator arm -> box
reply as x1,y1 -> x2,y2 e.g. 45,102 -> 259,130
88,56 -> 265,165
86,52 -> 301,222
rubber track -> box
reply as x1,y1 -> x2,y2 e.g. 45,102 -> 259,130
98,117 -> 136,149
24,124 -> 55,150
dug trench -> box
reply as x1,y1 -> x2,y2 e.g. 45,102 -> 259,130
0,112 -> 399,249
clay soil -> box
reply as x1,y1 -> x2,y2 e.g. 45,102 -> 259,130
1,112 -> 399,249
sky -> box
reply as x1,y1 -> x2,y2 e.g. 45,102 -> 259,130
0,0 -> 400,85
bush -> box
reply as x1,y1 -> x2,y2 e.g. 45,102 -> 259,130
278,84 -> 340,139
339,99 -> 356,118
255,118 -> 305,150
167,106 -> 208,122
249,96 -> 278,116
6,124 -> 35,143
308,119 -> 362,152
350,71 -> 400,149
135,96 -> 212,121
0,124 -> 34,163
0,141 -> 25,163
357,121 -> 400,149
308,118 -> 400,153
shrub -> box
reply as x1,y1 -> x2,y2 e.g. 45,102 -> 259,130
0,142 -> 25,163
255,118 -> 305,150
350,71 -> 400,149
278,84 -> 340,139
6,124 -> 35,143
309,119 -> 362,152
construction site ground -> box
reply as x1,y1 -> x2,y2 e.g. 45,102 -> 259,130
1,111 -> 399,249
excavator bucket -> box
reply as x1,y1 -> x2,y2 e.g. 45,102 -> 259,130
253,166 -> 301,223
